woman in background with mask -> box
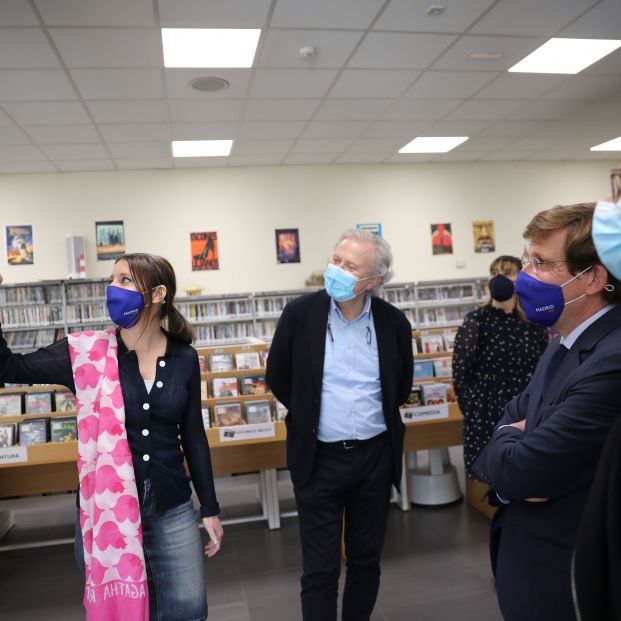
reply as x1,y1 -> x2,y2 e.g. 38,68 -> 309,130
0,253 -> 222,621
453,255 -> 549,480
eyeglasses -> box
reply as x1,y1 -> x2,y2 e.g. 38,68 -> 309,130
521,258 -> 578,274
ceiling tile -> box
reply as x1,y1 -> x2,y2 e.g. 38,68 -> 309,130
456,137 -> 514,151
582,48 -> 621,75
525,151 -> 571,161
291,138 -> 353,153
0,29 -> 59,69
169,99 -> 244,122
0,1 -> 38,25
329,70 -> 420,98
54,159 -> 115,171
560,0 -> 621,39
50,28 -> 160,68
114,157 -> 173,169
0,126 -> 31,145
426,120 -> 493,134
98,123 -> 170,142
106,143 -> 171,158
86,100 -> 167,123
42,143 -> 109,159
284,153 -> 338,165
335,152 -> 387,164
271,0 -> 384,29
446,99 -> 527,121
173,156 -> 228,168
474,74 -> 567,100
0,69 -> 78,101
2,101 -> 91,125
500,137 -> 562,150
349,33 -> 457,70
506,99 -> 584,121
238,121 -> 306,140
24,124 -> 100,144
386,153 -> 439,163
314,99 -> 392,121
541,75 -> 621,100
382,99 -> 462,120
170,122 -> 238,140
258,30 -> 363,69
431,35 -> 546,71
0,161 -> 57,173
0,108 -> 15,126
232,140 -> 294,155
374,0 -> 496,33
228,154 -> 284,167
479,151 -> 532,161
363,120 -> 433,138
478,121 -> 543,137
434,151 -> 490,161
37,0 -> 155,26
0,145 -> 47,162
71,69 -> 164,100
302,121 -> 369,139
165,69 -> 251,99
158,0 -> 271,27
347,137 -> 406,153
403,71 -> 498,98
470,0 -> 600,36
564,98 -> 621,122
245,99 -> 320,122
250,69 -> 338,98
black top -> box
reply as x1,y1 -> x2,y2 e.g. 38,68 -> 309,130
452,305 -> 548,475
0,326 -> 220,518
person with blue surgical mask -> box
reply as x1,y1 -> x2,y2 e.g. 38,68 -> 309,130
266,230 -> 413,621
472,203 -> 621,621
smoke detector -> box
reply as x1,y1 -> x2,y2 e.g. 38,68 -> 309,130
188,77 -> 230,92
426,5 -> 446,16
299,46 -> 316,58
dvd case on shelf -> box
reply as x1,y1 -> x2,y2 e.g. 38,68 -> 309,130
212,377 -> 239,398
245,400 -> 272,424
235,351 -> 261,370
201,381 -> 209,400
422,383 -> 448,405
274,400 -> 287,422
405,385 -> 424,407
414,360 -> 434,380
198,355 -> 206,373
25,392 -> 53,414
213,402 -> 243,427
433,358 -> 452,378
0,422 -> 16,447
208,353 -> 235,372
259,349 -> 269,367
420,334 -> 444,354
0,393 -> 22,416
50,416 -> 77,442
442,331 -> 456,351
18,417 -> 49,445
240,374 -> 268,396
54,390 -> 76,412
201,406 -> 211,428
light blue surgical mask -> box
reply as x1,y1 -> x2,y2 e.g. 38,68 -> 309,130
323,264 -> 376,302
593,200 -> 621,280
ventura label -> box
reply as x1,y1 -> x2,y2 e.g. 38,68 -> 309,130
400,404 -> 449,423
219,423 -> 275,442
0,446 -> 28,464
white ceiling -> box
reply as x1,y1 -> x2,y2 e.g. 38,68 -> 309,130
0,0 -> 620,173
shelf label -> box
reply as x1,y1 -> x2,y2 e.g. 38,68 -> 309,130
218,422 -> 275,442
400,404 -> 449,423
0,446 -> 28,464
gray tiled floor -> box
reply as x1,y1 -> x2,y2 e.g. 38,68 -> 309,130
0,500 -> 502,621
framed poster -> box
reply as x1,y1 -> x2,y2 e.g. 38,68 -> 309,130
96,220 -> 125,260
6,225 -> 34,265
356,223 -> 382,237
473,220 -> 495,253
275,228 -> 301,264
431,223 -> 453,255
191,231 -> 219,271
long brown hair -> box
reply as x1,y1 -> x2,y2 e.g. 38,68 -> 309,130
116,253 -> 195,344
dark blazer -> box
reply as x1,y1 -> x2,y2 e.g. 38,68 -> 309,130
266,290 -> 413,489
483,304 -> 621,621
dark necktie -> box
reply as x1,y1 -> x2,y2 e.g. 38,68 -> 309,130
544,343 -> 569,386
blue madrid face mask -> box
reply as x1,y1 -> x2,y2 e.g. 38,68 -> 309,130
515,266 -> 592,327
106,285 -> 144,328
323,264 -> 376,302
593,200 -> 621,280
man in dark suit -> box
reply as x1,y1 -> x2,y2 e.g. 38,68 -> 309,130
266,229 -> 413,621
477,203 -> 621,621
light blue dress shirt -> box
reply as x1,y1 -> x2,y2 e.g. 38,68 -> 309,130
317,295 -> 386,442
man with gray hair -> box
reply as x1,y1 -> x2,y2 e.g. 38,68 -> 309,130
266,229 -> 413,620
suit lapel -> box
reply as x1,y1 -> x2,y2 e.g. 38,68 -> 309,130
309,290 -> 330,397
371,297 -> 391,394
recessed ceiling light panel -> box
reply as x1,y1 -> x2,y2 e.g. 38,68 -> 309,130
172,140 -> 233,157
162,28 -> 261,68
399,136 -> 469,154
591,136 -> 621,151
509,38 -> 621,74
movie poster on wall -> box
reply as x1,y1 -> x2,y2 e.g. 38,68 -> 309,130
473,220 -> 495,253
191,232 -> 219,271
430,223 -> 453,255
6,225 -> 34,265
355,223 -> 382,237
275,229 -> 301,264
95,221 -> 125,260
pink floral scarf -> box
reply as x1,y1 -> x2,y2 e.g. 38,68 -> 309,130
68,329 -> 149,621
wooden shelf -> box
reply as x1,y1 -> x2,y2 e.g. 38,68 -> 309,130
415,351 -> 452,360
403,402 -> 463,452
201,368 -> 266,380
202,393 -> 273,407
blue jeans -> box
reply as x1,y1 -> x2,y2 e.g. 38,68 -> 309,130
75,480 -> 208,620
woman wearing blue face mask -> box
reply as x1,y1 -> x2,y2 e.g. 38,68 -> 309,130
453,255 -> 549,480
0,253 -> 222,621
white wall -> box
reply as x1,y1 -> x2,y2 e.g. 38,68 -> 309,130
0,160 -> 616,294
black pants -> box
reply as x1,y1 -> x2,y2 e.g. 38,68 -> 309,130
294,432 -> 393,621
